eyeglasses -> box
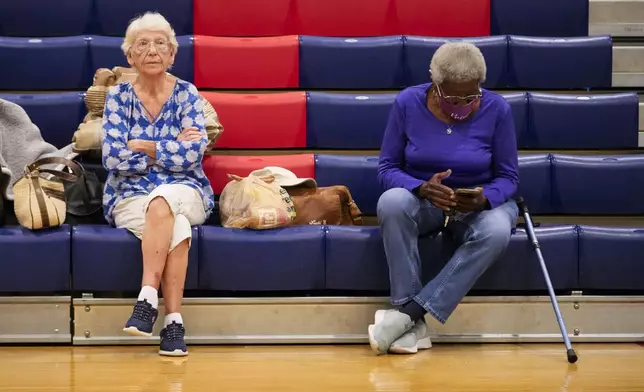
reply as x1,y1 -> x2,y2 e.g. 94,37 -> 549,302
132,38 -> 170,54
437,84 -> 482,105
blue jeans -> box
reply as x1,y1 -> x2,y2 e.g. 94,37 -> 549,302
377,188 -> 519,324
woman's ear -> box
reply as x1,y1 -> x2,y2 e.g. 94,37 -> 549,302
167,51 -> 176,68
126,52 -> 134,67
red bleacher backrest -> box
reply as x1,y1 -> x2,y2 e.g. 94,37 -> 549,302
192,0 -> 490,37
193,0 -> 295,37
395,0 -> 490,37
203,154 -> 316,194
296,0 -> 395,37
194,35 -> 299,89
202,92 -> 307,149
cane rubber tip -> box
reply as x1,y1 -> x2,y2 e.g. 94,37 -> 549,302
567,349 -> 578,363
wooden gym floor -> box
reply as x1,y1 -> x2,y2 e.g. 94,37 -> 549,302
0,343 -> 642,391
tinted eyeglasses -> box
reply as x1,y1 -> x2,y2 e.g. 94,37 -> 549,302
436,84 -> 482,105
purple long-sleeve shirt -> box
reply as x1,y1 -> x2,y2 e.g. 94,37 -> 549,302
377,83 -> 519,209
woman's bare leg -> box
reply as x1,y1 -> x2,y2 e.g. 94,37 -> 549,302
123,196 -> 174,337
161,238 -> 189,315
141,197 -> 174,289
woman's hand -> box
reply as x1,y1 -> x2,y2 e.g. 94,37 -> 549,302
417,170 -> 456,211
127,139 -> 143,152
455,187 -> 489,212
127,139 -> 156,159
178,127 -> 203,142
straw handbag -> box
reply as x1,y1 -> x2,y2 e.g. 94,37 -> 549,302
13,157 -> 82,230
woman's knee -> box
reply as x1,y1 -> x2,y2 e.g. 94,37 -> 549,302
470,211 -> 514,250
486,225 -> 513,252
146,196 -> 173,222
377,188 -> 418,219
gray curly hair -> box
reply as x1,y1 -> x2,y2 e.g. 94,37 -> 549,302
429,42 -> 487,85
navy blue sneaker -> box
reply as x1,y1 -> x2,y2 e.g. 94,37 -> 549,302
123,299 -> 158,337
159,321 -> 188,357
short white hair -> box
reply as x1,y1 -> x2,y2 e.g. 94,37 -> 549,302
121,12 -> 179,56
429,42 -> 486,85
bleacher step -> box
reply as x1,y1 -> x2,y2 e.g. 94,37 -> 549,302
0,296 -> 70,343
590,0 -> 644,36
613,45 -> 644,87
70,296 -> 644,345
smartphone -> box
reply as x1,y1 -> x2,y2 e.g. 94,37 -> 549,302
455,188 -> 481,197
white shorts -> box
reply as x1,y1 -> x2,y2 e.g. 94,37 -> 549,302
112,184 -> 206,251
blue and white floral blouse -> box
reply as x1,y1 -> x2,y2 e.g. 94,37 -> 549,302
101,79 -> 214,225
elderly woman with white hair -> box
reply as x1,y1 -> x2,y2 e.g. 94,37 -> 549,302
101,12 -> 214,356
369,42 -> 519,354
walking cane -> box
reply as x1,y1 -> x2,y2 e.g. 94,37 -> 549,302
515,197 -> 579,364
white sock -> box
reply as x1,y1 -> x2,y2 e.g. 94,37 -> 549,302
165,313 -> 183,327
137,285 -> 158,309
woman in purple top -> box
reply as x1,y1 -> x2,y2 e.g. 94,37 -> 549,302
368,42 -> 520,355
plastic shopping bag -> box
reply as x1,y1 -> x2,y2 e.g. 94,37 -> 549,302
219,174 -> 296,230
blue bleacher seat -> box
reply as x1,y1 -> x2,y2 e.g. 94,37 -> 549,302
325,225 -> 578,293
87,36 -> 131,70
299,36 -> 405,89
316,154 -> 552,216
472,225 -> 578,291
579,226 -> 644,291
0,36 -> 91,90
551,154 -> 644,215
490,0 -> 589,37
404,36 -> 508,88
501,92 -> 529,148
315,155 -> 380,215
72,226 -> 200,292
325,226 -> 390,291
0,92 -> 85,149
306,92 -> 396,149
417,225 -> 578,291
199,226 -> 326,291
528,93 -> 639,149
93,0 -> 193,36
517,154 -> 552,214
88,35 -> 194,83
0,226 -> 71,292
507,36 -> 612,89
0,0 -> 91,37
